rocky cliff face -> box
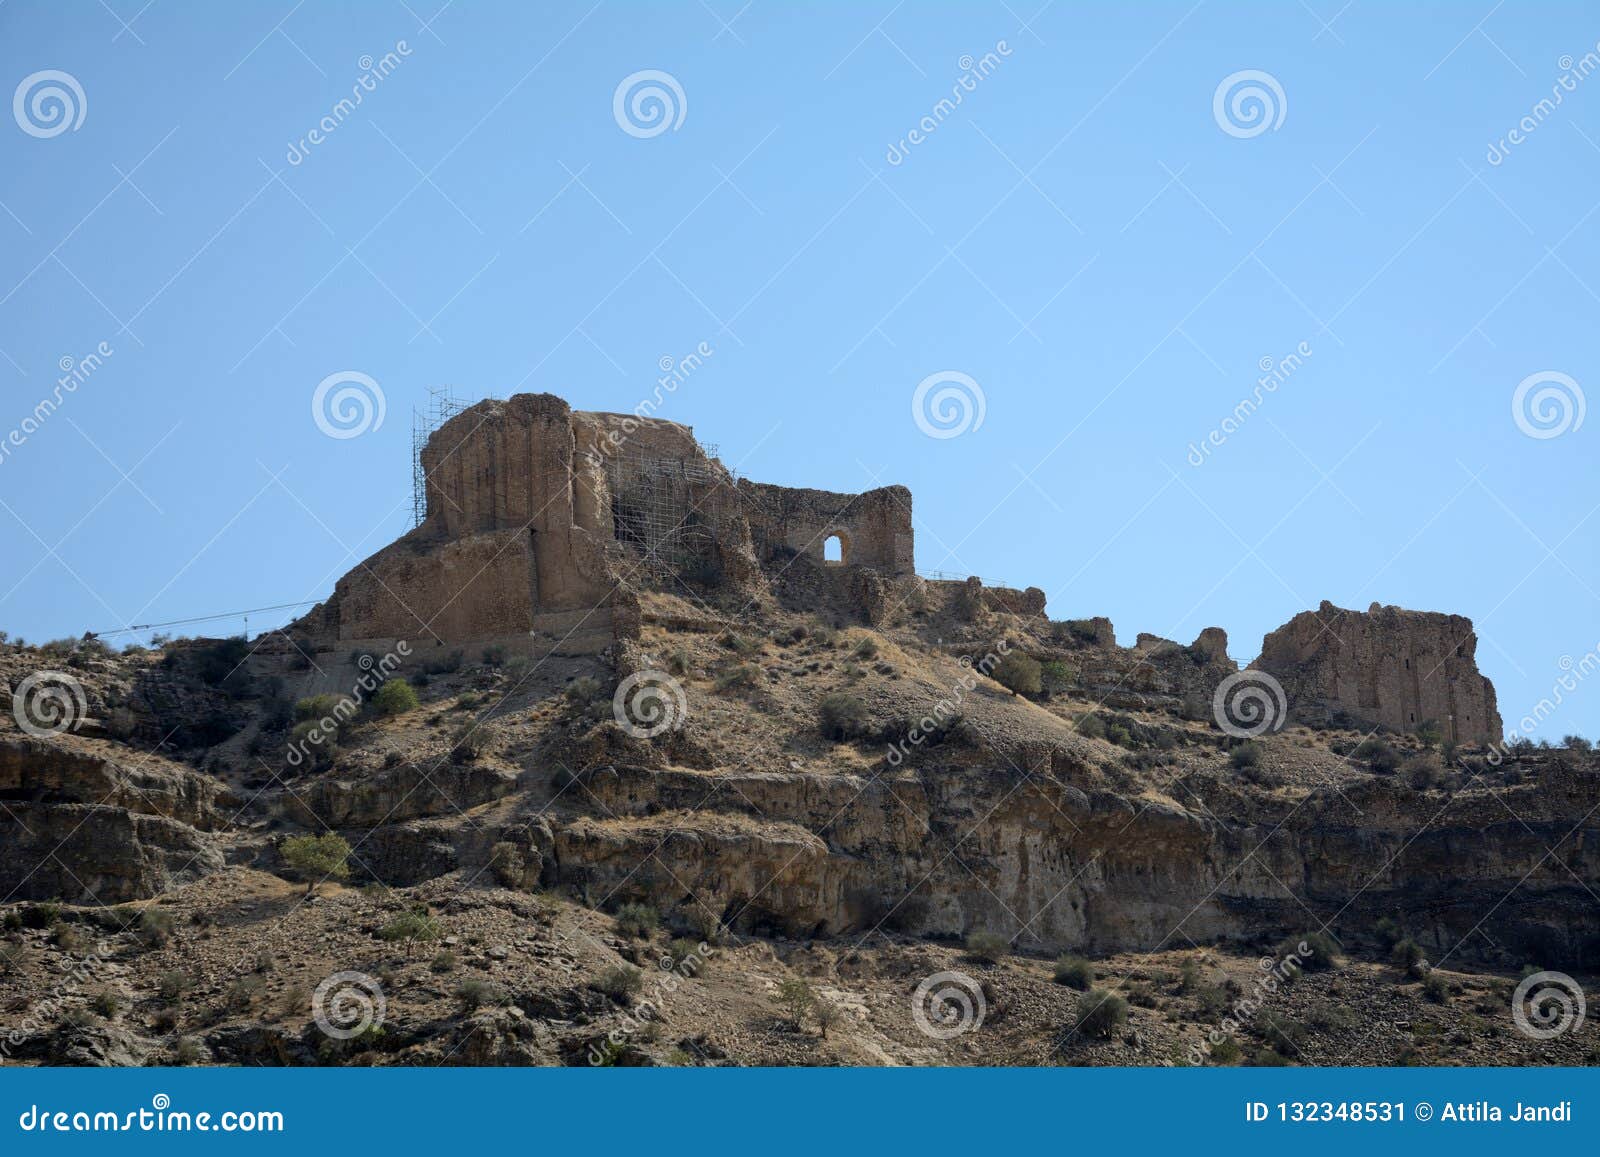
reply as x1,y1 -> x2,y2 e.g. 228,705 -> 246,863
546,755 -> 1597,967
1255,600 -> 1503,743
0,737 -> 227,903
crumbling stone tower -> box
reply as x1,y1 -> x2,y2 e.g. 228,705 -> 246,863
289,393 -> 915,651
1255,600 -> 1503,744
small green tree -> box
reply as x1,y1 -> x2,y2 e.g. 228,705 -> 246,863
1071,988 -> 1128,1040
1391,938 -> 1427,978
815,999 -> 845,1039
1040,660 -> 1073,696
380,906 -> 441,957
777,977 -> 815,1030
992,653 -> 1042,697
280,833 -> 351,896
370,679 -> 419,717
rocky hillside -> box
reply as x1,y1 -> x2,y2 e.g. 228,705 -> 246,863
0,575 -> 1595,1067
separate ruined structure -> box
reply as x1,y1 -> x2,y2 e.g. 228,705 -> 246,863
1255,600 -> 1503,744
288,393 -> 916,653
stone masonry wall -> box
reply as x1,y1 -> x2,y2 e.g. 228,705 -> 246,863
1255,600 -> 1503,743
738,481 -> 914,574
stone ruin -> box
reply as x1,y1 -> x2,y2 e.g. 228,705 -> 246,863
1255,600 -> 1503,744
282,391 -> 1503,745
286,393 -> 921,654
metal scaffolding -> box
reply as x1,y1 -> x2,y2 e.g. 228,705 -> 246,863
603,441 -> 738,570
411,387 -> 469,527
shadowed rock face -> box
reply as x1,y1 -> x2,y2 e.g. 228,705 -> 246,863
1255,600 -> 1503,744
0,738 -> 226,902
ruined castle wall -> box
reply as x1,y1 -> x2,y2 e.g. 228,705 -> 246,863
324,530 -> 537,645
293,393 -> 909,646
421,395 -> 613,612
1255,600 -> 1503,743
738,481 -> 914,574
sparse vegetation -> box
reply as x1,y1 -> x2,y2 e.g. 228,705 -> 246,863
992,652 -> 1042,697
280,833 -> 351,896
379,906 -> 441,957
818,692 -> 869,741
776,977 -> 816,1030
1391,938 -> 1428,978
1356,737 -> 1401,774
1069,988 -> 1127,1040
596,966 -> 643,1003
370,678 -> 419,717
614,903 -> 660,939
1053,954 -> 1095,990
965,930 -> 1009,964
714,663 -> 762,691
456,979 -> 507,1010
1229,742 -> 1264,770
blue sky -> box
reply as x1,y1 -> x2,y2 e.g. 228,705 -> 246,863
1,1 -> 1596,739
